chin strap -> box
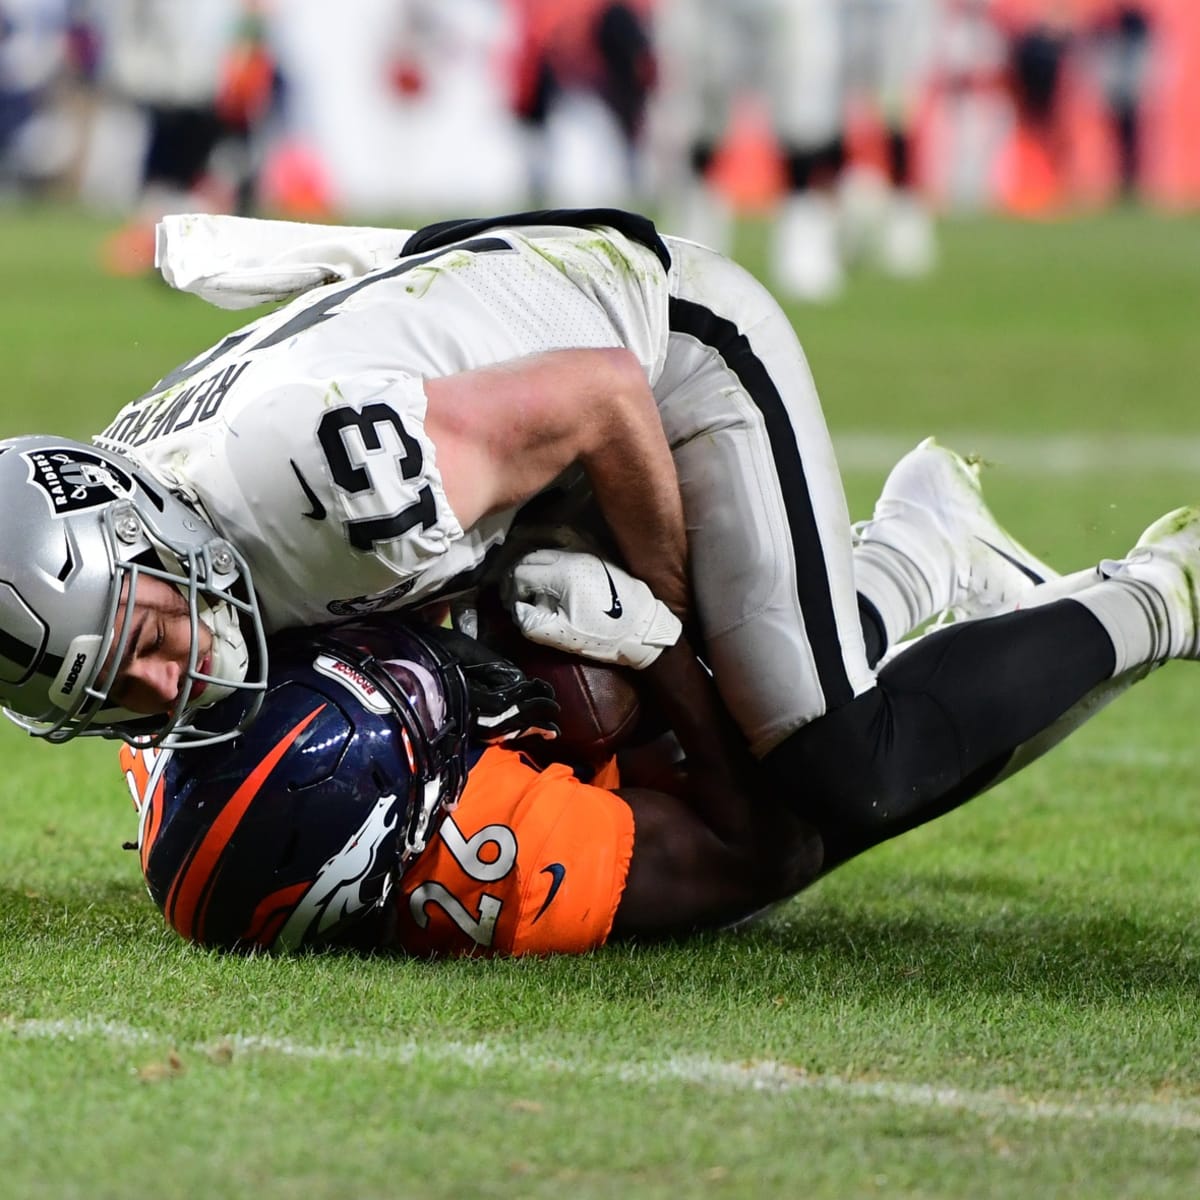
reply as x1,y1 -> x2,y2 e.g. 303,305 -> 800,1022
191,598 -> 250,707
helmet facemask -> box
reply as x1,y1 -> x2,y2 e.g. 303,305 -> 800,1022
306,621 -> 471,867
70,505 -> 266,747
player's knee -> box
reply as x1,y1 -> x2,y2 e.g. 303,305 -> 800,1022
762,691 -> 909,833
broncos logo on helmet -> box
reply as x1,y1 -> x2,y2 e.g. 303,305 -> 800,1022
125,617 -> 473,951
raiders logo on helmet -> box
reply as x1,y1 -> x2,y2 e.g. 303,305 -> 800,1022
23,446 -> 135,517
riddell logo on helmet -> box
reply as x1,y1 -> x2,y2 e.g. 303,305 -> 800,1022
60,651 -> 89,696
329,659 -> 376,694
313,654 -> 391,714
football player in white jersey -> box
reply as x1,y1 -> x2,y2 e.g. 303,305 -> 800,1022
2,207 -> 1199,865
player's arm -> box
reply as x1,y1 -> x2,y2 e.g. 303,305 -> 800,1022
423,348 -> 689,618
610,639 -> 823,938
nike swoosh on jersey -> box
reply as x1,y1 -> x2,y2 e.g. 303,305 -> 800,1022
290,460 -> 327,521
600,562 -> 623,619
531,862 -> 567,924
974,537 -> 1047,586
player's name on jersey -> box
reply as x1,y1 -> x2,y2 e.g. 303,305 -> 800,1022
100,361 -> 250,449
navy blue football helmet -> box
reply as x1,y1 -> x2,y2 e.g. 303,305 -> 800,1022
135,617 -> 472,951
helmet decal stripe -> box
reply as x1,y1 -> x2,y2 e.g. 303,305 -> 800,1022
245,882 -> 312,947
139,767 -> 168,878
166,704 -> 326,941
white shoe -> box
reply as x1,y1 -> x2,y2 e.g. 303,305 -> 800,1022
878,193 -> 937,280
1098,507 -> 1200,661
671,182 -> 734,256
837,165 -> 890,268
856,437 -> 1058,622
772,192 -> 843,303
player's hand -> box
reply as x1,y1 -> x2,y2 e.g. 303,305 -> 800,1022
504,549 -> 682,670
463,659 -> 560,745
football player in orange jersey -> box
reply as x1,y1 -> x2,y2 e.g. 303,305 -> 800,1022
121,592 -> 820,957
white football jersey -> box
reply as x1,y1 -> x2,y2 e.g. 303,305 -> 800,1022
95,226 -> 670,632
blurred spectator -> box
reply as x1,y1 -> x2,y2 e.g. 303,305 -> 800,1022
1008,4 -> 1072,161
991,0 -> 1159,213
264,0 -> 522,216
838,0 -> 940,283
926,0 -> 1013,212
653,0 -> 938,303
654,0 -> 845,300
1088,2 -> 1153,201
0,0 -> 75,194
84,0 -> 258,273
505,0 -> 658,205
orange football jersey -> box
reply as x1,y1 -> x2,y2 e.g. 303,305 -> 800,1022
391,746 -> 633,957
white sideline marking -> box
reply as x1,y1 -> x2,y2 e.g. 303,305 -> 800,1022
1063,744 -> 1200,771
832,432 -> 1200,476
8,1017 -> 1200,1133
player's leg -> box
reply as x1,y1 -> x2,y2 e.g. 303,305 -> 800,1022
655,234 -> 1140,832
659,234 -> 876,756
784,507 -> 1200,869
657,239 -> 1052,752
766,0 -> 846,301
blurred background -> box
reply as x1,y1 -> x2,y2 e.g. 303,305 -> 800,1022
4,13 -> 1200,1195
1,0 -> 1196,295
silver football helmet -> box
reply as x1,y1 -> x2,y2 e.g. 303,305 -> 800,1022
0,435 -> 267,746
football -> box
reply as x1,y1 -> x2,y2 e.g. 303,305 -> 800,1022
508,641 -> 642,764
471,595 -> 642,764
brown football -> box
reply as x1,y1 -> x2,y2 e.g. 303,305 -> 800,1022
506,641 -> 642,764
472,591 -> 643,764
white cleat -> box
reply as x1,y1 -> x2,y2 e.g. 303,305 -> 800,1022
856,437 -> 1059,622
878,193 -> 937,280
772,192 -> 844,303
1098,506 -> 1200,661
671,182 -> 734,256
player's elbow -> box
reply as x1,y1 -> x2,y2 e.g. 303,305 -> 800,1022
579,349 -> 656,447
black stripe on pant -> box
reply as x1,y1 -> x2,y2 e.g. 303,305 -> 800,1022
668,296 -> 853,709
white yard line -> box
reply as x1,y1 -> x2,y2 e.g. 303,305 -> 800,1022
832,432 -> 1200,475
1061,744 -> 1200,770
8,1017 -> 1200,1133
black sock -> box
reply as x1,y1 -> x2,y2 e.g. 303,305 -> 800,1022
858,595 -> 888,668
767,599 -> 1117,869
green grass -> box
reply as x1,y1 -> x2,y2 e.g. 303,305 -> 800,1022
3,204 -> 1200,1199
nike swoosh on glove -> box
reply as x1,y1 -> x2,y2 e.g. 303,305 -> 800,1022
504,549 -> 682,670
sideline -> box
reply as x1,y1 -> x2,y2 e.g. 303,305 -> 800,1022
8,1016 -> 1200,1134
832,432 -> 1200,476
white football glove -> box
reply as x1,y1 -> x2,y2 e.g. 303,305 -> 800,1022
505,549 -> 682,670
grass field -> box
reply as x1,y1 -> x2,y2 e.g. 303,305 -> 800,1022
2,204 -> 1200,1199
